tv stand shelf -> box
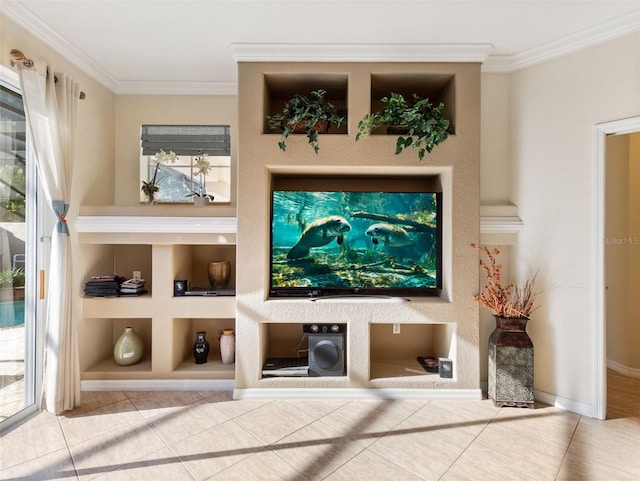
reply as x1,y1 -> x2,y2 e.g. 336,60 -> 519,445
78,215 -> 237,389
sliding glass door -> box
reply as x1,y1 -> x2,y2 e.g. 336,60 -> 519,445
0,68 -> 41,429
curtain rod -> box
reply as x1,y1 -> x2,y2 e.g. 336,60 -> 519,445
10,49 -> 87,100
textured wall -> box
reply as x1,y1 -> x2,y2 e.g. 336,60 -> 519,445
236,62 -> 481,392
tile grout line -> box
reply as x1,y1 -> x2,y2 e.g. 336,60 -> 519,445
553,414 -> 582,481
436,407 -> 501,480
56,414 -> 80,480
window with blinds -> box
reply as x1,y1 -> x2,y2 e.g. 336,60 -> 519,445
140,125 -> 231,203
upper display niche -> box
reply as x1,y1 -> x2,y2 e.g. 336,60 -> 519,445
368,73 -> 456,135
263,73 -> 349,135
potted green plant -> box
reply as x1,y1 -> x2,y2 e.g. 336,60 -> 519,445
266,89 -> 346,154
355,92 -> 451,160
0,267 -> 25,301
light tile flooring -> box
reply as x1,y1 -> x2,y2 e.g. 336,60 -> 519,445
1,383 -> 639,481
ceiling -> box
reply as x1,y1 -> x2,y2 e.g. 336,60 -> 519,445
3,1 -> 640,95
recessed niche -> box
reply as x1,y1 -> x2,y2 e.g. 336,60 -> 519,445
263,73 -> 349,135
173,244 -> 236,290
83,318 -> 152,378
369,323 -> 455,380
172,317 -> 235,370
369,73 -> 456,135
262,323 -> 308,359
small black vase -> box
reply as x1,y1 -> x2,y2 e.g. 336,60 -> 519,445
193,331 -> 210,364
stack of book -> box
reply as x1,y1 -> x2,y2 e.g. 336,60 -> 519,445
84,275 -> 125,297
119,278 -> 147,296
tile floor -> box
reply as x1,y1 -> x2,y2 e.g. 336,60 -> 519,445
1,388 -> 639,481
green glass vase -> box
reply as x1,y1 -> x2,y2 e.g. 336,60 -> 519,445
114,326 -> 144,366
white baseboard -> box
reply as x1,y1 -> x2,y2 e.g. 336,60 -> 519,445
81,379 -> 235,391
233,388 -> 483,401
534,389 -> 594,417
607,359 -> 640,379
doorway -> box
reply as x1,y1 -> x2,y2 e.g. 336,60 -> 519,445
595,117 -> 640,420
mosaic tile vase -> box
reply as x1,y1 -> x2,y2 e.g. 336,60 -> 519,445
488,316 -> 534,408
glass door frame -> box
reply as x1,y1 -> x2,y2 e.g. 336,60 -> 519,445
0,65 -> 44,431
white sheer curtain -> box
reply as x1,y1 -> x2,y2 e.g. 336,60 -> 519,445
15,60 -> 81,414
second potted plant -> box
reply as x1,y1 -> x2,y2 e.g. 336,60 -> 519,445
267,89 -> 346,154
356,92 -> 451,160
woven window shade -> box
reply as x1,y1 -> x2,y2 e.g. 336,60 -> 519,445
141,125 -> 231,156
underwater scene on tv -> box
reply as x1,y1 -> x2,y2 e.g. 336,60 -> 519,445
271,190 -> 440,292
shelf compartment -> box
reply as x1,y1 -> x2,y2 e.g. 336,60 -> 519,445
262,323 -> 308,359
369,323 -> 454,380
173,244 -> 236,290
172,317 -> 235,373
263,73 -> 349,135
368,73 -> 456,135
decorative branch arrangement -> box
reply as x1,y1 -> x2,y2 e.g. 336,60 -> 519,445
471,243 -> 538,318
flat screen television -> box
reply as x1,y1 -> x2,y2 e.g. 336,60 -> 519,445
269,175 -> 442,299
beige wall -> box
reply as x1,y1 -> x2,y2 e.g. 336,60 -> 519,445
1,12 -> 116,372
605,132 -> 640,372
510,32 -> 640,407
605,134 -> 630,368
629,134 -> 640,369
113,95 -> 238,214
1,14 -> 116,209
480,73 -> 511,205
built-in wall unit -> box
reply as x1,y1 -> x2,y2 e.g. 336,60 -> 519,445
77,217 -> 237,390
235,62 -> 482,399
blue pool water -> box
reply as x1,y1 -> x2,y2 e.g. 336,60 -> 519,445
0,300 -> 25,329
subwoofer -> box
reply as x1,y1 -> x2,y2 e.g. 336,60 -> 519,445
304,324 -> 346,376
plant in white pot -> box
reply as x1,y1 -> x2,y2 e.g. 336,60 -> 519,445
188,150 -> 215,205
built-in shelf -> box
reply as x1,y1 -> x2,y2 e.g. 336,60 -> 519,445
79,215 -> 237,389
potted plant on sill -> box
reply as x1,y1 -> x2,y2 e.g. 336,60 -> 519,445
355,92 -> 451,160
187,150 -> 215,206
266,89 -> 346,154
472,243 -> 539,408
0,267 -> 25,301
141,149 -> 178,204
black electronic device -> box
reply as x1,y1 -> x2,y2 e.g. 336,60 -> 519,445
304,323 -> 346,376
184,287 -> 235,296
439,358 -> 453,378
262,357 -> 309,377
174,279 -> 188,296
269,175 -> 442,299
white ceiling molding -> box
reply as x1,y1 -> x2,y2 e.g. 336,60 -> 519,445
115,80 -> 238,96
1,2 -> 119,91
483,10 -> 640,73
228,43 -> 494,64
4,3 -> 639,93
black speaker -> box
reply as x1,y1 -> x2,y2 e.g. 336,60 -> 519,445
304,324 -> 346,376
174,279 -> 188,296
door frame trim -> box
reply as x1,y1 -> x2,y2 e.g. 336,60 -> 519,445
593,116 -> 640,420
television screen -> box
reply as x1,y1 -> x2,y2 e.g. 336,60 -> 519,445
270,189 -> 442,298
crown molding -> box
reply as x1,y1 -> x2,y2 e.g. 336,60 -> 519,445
1,2 -> 119,91
4,3 -> 639,92
483,10 -> 640,73
228,43 -> 494,64
115,80 -> 238,96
